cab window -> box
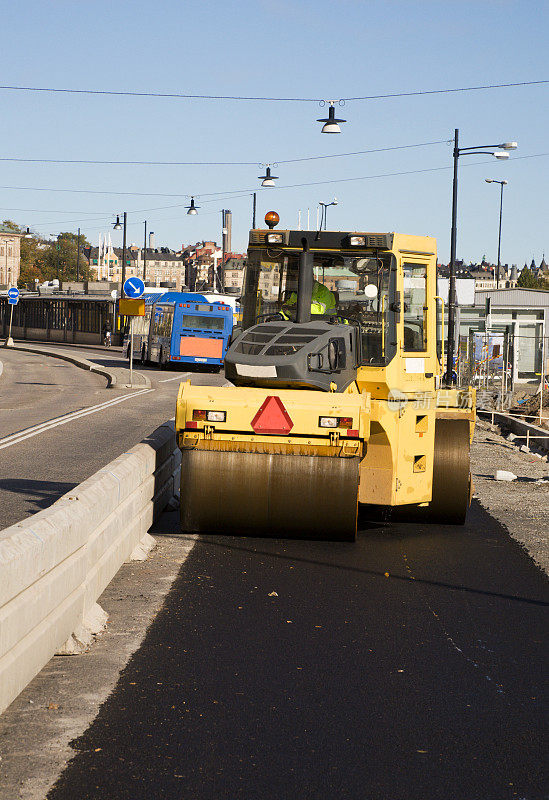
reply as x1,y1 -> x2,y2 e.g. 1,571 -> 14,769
403,263 -> 427,351
240,249 -> 397,366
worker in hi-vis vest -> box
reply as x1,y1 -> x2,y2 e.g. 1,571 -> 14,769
283,279 -> 337,317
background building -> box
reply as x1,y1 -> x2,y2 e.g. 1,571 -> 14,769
0,226 -> 22,289
223,256 -> 246,293
85,239 -> 186,288
438,259 -> 519,290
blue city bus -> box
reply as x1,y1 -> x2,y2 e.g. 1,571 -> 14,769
126,292 -> 233,369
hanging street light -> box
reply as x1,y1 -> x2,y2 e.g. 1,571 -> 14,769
113,215 -> 122,230
258,165 -> 278,187
186,197 -> 199,215
317,102 -> 346,134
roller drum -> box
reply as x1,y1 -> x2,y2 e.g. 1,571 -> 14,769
180,449 -> 359,541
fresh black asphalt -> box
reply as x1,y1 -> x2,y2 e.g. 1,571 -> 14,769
47,502 -> 548,800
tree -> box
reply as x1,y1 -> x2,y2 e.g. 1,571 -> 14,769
516,266 -> 543,289
42,231 -> 93,282
1,220 -> 94,287
1,220 -> 44,288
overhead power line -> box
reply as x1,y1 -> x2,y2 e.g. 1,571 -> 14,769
4,153 -> 547,208
341,80 -> 549,101
0,206 -> 111,214
7,153 -> 548,232
0,80 -> 546,103
279,141 -> 447,164
0,151 -> 546,199
0,140 -> 448,167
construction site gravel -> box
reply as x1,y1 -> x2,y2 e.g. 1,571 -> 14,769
472,417 -> 549,574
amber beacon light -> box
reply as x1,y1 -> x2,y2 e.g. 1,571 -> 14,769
265,211 -> 280,229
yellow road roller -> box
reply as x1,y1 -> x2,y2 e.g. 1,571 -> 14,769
175,215 -> 475,540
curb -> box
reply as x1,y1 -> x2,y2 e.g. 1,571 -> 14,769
7,343 -> 151,389
12,340 -> 123,355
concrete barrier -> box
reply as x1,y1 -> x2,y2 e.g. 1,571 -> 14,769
0,421 -> 180,714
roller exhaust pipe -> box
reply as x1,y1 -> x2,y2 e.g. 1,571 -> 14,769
296,239 -> 313,324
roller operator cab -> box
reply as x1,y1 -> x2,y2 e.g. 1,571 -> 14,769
175,216 -> 475,540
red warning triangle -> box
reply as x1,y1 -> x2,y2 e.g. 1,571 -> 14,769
251,395 -> 294,435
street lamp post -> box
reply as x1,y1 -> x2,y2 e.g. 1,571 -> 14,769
445,130 -> 517,386
319,198 -> 338,230
485,179 -> 508,289
4,239 -> 14,286
113,213 -> 127,297
220,209 -> 227,293
48,234 -> 61,284
76,227 -> 81,281
143,220 -> 147,281
55,238 -> 61,282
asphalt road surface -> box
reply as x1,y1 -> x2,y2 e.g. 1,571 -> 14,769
46,503 -> 548,800
0,347 -> 225,528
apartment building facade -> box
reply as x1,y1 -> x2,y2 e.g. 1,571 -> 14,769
0,225 -> 22,289
86,243 -> 186,287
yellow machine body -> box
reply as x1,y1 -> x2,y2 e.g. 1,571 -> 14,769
175,229 -> 475,539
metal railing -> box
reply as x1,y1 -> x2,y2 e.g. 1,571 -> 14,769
455,328 -> 548,422
482,409 -> 549,451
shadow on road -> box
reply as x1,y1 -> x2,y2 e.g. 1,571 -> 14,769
153,502 -> 549,608
0,478 -> 77,513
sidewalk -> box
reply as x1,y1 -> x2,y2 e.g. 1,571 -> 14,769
7,341 -> 151,389
11,339 -> 123,355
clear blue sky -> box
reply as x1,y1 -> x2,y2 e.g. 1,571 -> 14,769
1,0 -> 547,266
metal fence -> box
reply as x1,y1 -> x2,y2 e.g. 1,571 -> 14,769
455,327 -> 548,420
0,296 -> 116,342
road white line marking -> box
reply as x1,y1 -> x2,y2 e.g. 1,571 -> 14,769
159,373 -> 191,383
0,389 -> 154,450
0,390 -> 150,444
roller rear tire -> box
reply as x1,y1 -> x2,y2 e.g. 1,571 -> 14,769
427,418 -> 471,525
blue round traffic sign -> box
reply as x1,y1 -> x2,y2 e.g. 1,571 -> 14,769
7,287 -> 20,300
123,277 -> 145,299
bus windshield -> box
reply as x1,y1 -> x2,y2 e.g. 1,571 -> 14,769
183,314 -> 225,331
241,249 -> 396,365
